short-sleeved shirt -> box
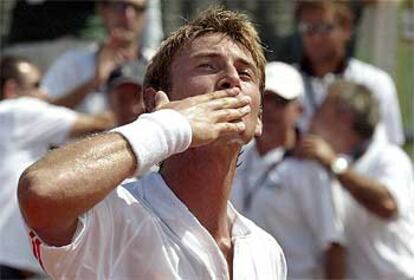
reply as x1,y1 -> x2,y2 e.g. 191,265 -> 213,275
298,58 -> 404,145
0,97 -> 76,272
342,139 -> 414,279
42,45 -> 152,114
29,173 -> 287,279
232,143 -> 344,279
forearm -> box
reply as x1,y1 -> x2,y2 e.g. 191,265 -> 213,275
336,169 -> 397,219
18,133 -> 136,243
49,79 -> 97,109
325,243 -> 346,279
69,112 -> 115,138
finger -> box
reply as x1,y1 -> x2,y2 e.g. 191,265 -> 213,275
207,95 -> 251,110
214,105 -> 251,122
194,88 -> 240,103
216,121 -> 246,136
154,90 -> 170,110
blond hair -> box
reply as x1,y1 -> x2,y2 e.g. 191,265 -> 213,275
329,80 -> 379,139
144,6 -> 266,94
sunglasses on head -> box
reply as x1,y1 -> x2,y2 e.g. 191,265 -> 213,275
298,22 -> 335,35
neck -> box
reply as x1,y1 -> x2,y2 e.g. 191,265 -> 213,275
311,55 -> 344,78
160,140 -> 241,241
256,128 -> 295,156
334,130 -> 364,155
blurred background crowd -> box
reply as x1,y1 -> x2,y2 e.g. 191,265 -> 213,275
0,0 -> 413,279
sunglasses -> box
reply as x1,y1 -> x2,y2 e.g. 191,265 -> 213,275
103,1 -> 147,14
298,22 -> 335,35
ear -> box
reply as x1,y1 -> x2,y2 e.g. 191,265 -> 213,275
254,109 -> 263,137
3,80 -> 18,99
143,87 -> 157,113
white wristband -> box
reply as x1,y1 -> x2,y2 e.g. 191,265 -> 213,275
112,109 -> 192,176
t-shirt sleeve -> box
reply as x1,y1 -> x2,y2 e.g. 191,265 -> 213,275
378,73 -> 405,146
26,187 -> 145,279
16,99 -> 77,146
294,162 -> 346,250
374,147 -> 414,215
42,50 -> 94,99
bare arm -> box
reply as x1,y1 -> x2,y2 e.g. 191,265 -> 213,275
325,243 -> 346,279
298,135 -> 397,219
69,111 -> 115,138
18,88 -> 251,246
49,79 -> 98,109
18,133 -> 136,246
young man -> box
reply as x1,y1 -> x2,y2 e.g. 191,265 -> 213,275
0,56 -> 113,278
231,62 -> 345,279
42,0 -> 151,114
18,8 -> 286,279
298,80 -> 414,278
295,0 -> 404,145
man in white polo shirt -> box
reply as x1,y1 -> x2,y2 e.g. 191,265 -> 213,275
0,56 -> 114,278
295,0 -> 404,145
232,62 -> 345,279
18,8 -> 286,279
298,80 -> 414,279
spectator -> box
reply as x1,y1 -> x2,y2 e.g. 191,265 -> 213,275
106,61 -> 147,126
231,62 -> 345,279
298,80 -> 414,279
0,56 -> 114,279
295,0 -> 404,145
42,0 -> 152,114
18,8 -> 286,279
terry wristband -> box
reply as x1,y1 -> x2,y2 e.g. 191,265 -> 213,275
112,109 -> 192,176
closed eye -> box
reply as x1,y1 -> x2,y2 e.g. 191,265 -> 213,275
198,63 -> 215,70
238,69 -> 253,81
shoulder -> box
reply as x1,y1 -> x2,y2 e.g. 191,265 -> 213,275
46,45 -> 98,72
0,97 -> 50,114
347,59 -> 395,87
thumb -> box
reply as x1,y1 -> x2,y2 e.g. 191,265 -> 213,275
154,90 -> 170,110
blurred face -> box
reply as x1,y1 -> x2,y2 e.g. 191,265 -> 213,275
261,91 -> 301,145
100,0 -> 147,37
309,92 -> 345,146
16,62 -> 47,100
298,8 -> 351,65
169,33 -> 262,144
108,83 -> 144,125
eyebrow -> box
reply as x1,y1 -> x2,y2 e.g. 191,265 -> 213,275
191,52 -> 258,73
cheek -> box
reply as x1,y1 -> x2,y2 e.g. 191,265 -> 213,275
170,75 -> 215,100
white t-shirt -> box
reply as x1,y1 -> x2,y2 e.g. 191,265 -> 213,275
0,97 -> 77,272
232,144 -> 344,279
298,58 -> 404,145
231,141 -> 285,214
341,139 -> 414,279
29,173 -> 287,279
42,45 -> 153,114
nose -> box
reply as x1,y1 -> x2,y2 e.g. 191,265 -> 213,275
119,5 -> 138,28
217,65 -> 241,90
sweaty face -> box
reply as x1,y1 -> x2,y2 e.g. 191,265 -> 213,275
108,83 -> 144,125
169,33 -> 262,144
100,0 -> 147,37
309,93 -> 343,146
299,8 -> 350,65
